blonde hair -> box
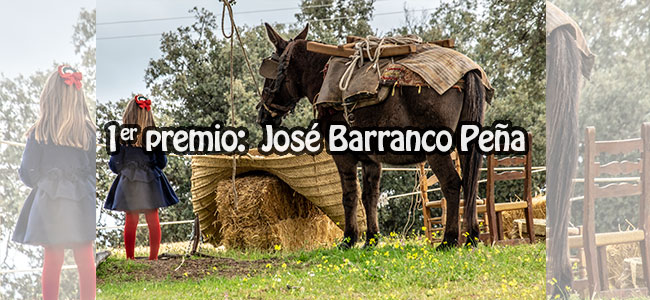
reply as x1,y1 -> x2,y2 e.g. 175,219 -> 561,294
122,95 -> 156,147
26,69 -> 95,150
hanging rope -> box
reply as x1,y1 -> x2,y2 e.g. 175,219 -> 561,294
221,0 -> 239,209
221,0 -> 262,98
176,0 -> 254,268
219,0 -> 268,210
222,0 -> 239,210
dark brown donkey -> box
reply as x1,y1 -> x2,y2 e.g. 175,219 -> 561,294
257,24 -> 488,249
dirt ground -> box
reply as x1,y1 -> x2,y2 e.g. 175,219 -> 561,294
97,254 -> 282,284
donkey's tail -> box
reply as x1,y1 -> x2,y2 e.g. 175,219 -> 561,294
546,27 -> 582,296
458,71 -> 485,241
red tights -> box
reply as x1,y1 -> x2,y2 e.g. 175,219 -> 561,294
124,209 -> 161,260
42,243 -> 95,300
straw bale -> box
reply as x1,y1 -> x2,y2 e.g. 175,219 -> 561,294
212,174 -> 342,250
501,194 -> 546,239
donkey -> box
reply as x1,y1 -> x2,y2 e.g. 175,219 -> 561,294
257,24 -> 488,249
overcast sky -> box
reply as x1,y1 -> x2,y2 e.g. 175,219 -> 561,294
0,0 -> 94,78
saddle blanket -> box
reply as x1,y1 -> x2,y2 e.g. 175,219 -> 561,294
316,44 -> 493,108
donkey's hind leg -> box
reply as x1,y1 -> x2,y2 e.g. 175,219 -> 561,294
427,153 -> 462,250
361,160 -> 381,247
459,152 -> 481,247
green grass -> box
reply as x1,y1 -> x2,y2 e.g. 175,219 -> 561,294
97,236 -> 546,299
96,257 -> 152,282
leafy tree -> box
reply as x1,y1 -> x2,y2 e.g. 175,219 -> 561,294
0,72 -> 48,299
73,8 -> 97,110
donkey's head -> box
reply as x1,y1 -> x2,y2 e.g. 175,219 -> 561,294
257,23 -> 310,127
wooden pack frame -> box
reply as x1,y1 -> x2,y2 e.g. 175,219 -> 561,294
568,123 -> 650,297
306,36 -> 455,58
420,133 -> 535,245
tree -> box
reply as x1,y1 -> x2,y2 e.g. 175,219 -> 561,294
0,72 -> 48,299
72,8 -> 97,109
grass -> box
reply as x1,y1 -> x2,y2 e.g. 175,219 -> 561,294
97,235 -> 546,299
96,257 -> 151,282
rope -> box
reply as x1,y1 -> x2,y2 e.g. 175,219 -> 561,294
219,0 -> 268,209
1,265 -> 77,275
221,0 -> 239,209
220,0 -> 262,98
400,168 -> 421,236
96,220 -> 194,230
174,217 -> 199,271
339,35 -> 423,91
385,168 -> 547,201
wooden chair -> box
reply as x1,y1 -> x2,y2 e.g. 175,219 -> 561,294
568,123 -> 650,297
421,133 -> 535,245
568,226 -> 588,291
560,225 -> 590,298
479,132 -> 535,244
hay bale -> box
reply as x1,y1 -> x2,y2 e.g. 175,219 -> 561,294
606,243 -> 642,289
212,174 -> 342,251
190,150 -> 367,240
501,194 -> 546,239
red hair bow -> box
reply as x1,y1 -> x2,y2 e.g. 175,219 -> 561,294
134,95 -> 152,111
57,65 -> 83,90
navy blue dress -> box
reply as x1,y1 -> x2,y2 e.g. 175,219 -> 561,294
12,131 -> 96,246
104,146 -> 179,211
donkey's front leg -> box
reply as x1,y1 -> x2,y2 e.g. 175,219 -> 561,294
361,160 -> 381,247
333,155 -> 361,249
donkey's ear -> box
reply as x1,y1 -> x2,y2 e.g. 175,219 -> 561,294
294,24 -> 309,40
265,22 -> 288,50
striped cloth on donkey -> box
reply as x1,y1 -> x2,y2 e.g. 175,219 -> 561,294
397,44 -> 493,102
316,43 -> 493,108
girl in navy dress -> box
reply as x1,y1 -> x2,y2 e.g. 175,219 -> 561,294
104,95 -> 179,260
12,65 -> 96,300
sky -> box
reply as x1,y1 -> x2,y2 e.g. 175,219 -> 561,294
0,0 -> 94,78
